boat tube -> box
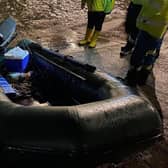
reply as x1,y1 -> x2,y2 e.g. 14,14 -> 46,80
0,40 -> 162,165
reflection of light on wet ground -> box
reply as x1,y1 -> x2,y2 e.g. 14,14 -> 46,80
68,42 -> 79,51
61,42 -> 129,78
54,27 -> 129,78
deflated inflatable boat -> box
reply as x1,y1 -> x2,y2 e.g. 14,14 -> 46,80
0,40 -> 162,165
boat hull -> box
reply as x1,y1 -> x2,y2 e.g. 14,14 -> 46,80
0,41 -> 162,165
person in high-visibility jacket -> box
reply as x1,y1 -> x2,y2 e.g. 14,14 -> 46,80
79,0 -> 115,48
120,0 -> 142,57
125,0 -> 168,86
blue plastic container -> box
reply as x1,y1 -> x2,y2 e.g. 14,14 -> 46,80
4,47 -> 29,72
0,76 -> 16,95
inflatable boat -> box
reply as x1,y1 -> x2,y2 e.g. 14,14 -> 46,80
0,18 -> 162,166
0,41 -> 162,162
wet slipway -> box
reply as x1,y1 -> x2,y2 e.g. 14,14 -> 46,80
0,0 -> 168,168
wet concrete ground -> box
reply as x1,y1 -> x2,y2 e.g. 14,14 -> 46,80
0,0 -> 168,167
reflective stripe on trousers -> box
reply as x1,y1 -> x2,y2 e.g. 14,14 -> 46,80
130,30 -> 163,70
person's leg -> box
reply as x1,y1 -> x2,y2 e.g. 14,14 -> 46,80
137,37 -> 163,85
125,2 -> 142,36
79,12 -> 95,46
125,30 -> 162,86
120,2 -> 142,57
89,12 -> 106,48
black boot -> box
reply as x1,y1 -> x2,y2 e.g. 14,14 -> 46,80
125,68 -> 138,87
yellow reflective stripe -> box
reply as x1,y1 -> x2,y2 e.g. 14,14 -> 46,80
143,65 -> 153,70
145,49 -> 157,57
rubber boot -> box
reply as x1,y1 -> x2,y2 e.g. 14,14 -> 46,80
78,28 -> 93,46
88,30 -> 100,48
125,68 -> 138,87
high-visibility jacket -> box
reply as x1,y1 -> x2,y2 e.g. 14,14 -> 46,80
82,0 -> 115,12
136,0 -> 168,39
